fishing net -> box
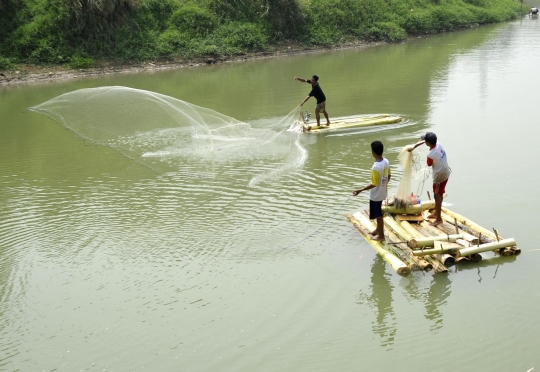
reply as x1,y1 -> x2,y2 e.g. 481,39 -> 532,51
393,145 -> 418,209
27,86 -> 305,185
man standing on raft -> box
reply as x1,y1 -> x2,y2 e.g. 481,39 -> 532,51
408,132 -> 451,227
294,75 -> 330,128
352,141 -> 391,241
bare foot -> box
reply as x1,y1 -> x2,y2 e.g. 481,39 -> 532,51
430,220 -> 443,227
325,122 -> 330,126
371,235 -> 385,242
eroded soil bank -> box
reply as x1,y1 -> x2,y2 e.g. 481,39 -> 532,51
0,40 -> 379,85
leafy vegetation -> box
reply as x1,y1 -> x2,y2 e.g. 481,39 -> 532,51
0,0 -> 522,68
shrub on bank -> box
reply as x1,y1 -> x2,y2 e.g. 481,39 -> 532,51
364,22 -> 408,42
68,55 -> 95,69
0,0 -> 522,67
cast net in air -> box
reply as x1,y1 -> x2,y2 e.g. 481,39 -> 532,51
27,86 -> 305,185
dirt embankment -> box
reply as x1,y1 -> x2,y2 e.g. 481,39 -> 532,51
0,40 -> 376,86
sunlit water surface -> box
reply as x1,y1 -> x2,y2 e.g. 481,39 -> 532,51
1,18 -> 539,371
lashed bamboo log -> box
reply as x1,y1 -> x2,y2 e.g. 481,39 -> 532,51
441,209 -> 519,256
456,238 -> 517,258
468,253 -> 483,262
455,239 -> 471,247
408,222 -> 456,266
408,234 -> 464,249
382,200 -> 436,215
399,220 -> 424,239
412,222 -> 435,238
384,226 -> 433,271
420,219 -> 479,245
383,230 -> 419,271
399,220 -> 448,273
441,207 -> 496,239
440,213 -> 493,243
413,241 -> 463,256
433,253 -> 456,267
348,213 -> 410,275
383,216 -> 415,243
439,214 -> 485,242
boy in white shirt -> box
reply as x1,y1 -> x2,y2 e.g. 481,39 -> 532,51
408,132 -> 450,226
352,141 -> 391,241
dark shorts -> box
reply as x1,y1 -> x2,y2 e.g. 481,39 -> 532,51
369,200 -> 383,219
433,178 -> 448,195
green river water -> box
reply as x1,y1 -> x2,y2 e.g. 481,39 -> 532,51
1,18 -> 539,371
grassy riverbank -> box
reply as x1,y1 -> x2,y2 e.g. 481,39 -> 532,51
0,0 -> 522,73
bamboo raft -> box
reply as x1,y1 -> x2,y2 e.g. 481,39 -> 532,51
346,199 -> 521,275
299,114 -> 402,133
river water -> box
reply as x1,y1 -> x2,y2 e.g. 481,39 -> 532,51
1,19 -> 539,371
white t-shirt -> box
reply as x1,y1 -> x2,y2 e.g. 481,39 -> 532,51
370,158 -> 391,202
428,143 -> 451,183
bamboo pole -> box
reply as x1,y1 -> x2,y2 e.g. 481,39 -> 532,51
413,241 -> 463,256
407,234 -> 464,249
382,200 -> 436,215
425,218 -> 479,245
433,253 -> 456,267
399,220 -> 424,239
369,210 -> 438,270
441,208 -> 519,256
384,226 -> 433,271
437,213 -> 484,244
441,207 -> 497,240
412,222 -> 435,237
456,238 -> 517,257
440,213 -> 492,243
384,230 -> 419,270
349,213 -> 410,275
455,239 -> 471,247
400,220 -> 448,273
383,216 -> 415,243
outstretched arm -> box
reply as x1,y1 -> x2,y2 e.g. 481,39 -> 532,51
407,140 -> 425,152
352,183 -> 375,196
300,95 -> 310,106
294,77 -> 309,83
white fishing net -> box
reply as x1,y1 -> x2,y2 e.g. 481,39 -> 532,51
28,86 -> 305,185
393,145 -> 417,209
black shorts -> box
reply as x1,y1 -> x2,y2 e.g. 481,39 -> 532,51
369,200 -> 383,219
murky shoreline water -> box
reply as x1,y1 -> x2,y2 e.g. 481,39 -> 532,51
1,19 -> 539,371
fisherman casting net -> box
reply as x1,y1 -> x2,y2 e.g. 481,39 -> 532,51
392,144 -> 432,209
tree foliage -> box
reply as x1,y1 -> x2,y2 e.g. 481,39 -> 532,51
0,0 -> 521,66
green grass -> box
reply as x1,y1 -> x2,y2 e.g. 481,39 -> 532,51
0,0 -> 522,67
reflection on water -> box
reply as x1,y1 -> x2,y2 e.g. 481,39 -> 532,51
423,274 -> 452,332
359,258 -> 453,349
456,255 -> 517,281
361,256 -> 397,350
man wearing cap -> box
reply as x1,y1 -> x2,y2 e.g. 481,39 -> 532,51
408,132 -> 451,226
294,75 -> 330,129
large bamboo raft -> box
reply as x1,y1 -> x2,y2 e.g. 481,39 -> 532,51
300,114 -> 402,133
346,200 -> 521,275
